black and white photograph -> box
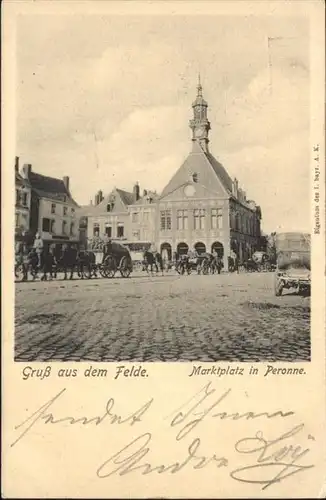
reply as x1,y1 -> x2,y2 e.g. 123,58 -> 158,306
14,11 -> 311,363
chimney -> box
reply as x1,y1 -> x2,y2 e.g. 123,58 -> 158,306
63,176 -> 70,191
98,190 -> 103,203
15,156 -> 19,173
133,182 -> 140,202
95,193 -> 99,205
22,163 -> 32,179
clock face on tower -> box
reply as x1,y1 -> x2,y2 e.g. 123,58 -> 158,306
195,127 -> 204,138
184,184 -> 196,197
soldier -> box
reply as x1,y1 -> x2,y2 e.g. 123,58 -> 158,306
33,232 -> 44,269
21,243 -> 30,281
77,245 -> 87,278
28,247 -> 39,279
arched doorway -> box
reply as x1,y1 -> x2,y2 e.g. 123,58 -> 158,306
211,241 -> 224,258
160,242 -> 172,261
194,242 -> 206,254
176,242 -> 189,257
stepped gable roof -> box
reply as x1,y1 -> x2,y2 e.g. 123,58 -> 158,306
29,172 -> 78,205
160,141 -> 233,198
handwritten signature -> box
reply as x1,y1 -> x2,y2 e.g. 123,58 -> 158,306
230,423 -> 314,489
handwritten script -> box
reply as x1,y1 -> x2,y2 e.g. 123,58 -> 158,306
11,382 -> 314,490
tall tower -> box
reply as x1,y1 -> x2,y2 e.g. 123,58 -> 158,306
189,74 -> 211,153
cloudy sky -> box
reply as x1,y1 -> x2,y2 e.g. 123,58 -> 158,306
16,13 -> 310,233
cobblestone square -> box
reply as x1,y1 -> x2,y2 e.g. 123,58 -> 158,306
14,271 -> 310,362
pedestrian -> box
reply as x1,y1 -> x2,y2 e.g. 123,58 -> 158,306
28,248 -> 39,279
234,255 -> 240,274
21,243 -> 30,281
48,245 -> 57,279
78,246 -> 87,278
33,232 -> 44,269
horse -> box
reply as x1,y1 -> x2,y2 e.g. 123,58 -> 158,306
40,246 -> 57,281
242,258 -> 258,273
211,256 -> 223,274
77,249 -> 97,278
176,254 -> 191,275
58,244 -> 78,280
196,252 -> 214,275
154,252 -> 164,276
85,250 -> 97,278
143,250 -> 158,275
228,256 -> 239,273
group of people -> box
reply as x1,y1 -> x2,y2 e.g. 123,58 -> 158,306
141,247 -> 225,276
15,233 -> 95,281
15,233 -> 51,281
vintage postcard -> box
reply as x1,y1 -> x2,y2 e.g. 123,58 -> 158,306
2,0 -> 325,498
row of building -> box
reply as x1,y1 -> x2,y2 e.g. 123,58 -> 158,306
15,79 -> 263,270
15,158 -> 79,246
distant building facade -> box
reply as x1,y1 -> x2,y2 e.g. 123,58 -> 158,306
80,184 -> 158,253
79,79 -> 262,268
21,164 -> 79,248
15,156 -> 31,236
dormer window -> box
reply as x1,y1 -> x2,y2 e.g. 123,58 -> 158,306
106,202 -> 114,212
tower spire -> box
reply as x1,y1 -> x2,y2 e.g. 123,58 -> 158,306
197,73 -> 203,97
189,75 -> 210,153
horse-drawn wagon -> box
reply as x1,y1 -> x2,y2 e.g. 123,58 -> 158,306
175,252 -> 219,275
100,241 -> 133,278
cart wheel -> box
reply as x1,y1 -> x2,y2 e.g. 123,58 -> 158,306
120,267 -> 131,278
98,265 -> 106,278
275,278 -> 284,296
119,256 -> 132,278
105,269 -> 116,278
103,256 -> 116,278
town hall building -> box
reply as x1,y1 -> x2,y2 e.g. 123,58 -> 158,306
153,78 -> 262,269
